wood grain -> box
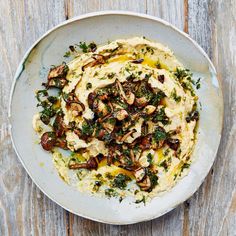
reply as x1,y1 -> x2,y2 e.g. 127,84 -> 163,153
187,1 -> 236,235
0,0 -> 235,235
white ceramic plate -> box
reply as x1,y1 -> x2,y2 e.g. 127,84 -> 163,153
9,11 -> 223,225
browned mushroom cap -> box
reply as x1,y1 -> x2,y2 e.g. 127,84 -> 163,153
115,109 -> 129,121
87,92 -> 97,109
63,92 -> 85,108
48,64 -> 68,79
56,137 -> 68,150
138,176 -> 151,191
131,58 -> 144,64
102,118 -> 116,133
70,103 -> 85,116
46,64 -> 69,89
139,134 -> 153,150
134,167 -> 146,182
68,157 -> 98,170
135,97 -> 148,108
53,114 -> 67,137
40,132 -> 57,151
93,100 -> 109,117
46,78 -> 68,89
82,54 -> 106,71
143,105 -> 156,115
166,138 -> 180,151
63,92 -> 85,116
125,91 -> 135,105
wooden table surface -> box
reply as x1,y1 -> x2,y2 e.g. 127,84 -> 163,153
0,0 -> 235,235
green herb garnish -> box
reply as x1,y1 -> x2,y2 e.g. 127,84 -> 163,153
171,88 -> 181,103
153,127 -> 168,142
112,174 -> 131,189
86,82 -> 92,90
147,153 -> 153,165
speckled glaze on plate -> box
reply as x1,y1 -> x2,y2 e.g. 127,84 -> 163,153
9,11 -> 223,225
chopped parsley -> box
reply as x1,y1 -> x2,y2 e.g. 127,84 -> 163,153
63,51 -> 71,58
105,188 -> 118,198
78,42 -> 89,53
171,88 -> 181,103
112,174 -> 131,189
81,121 -> 94,136
159,160 -> 168,171
78,42 -> 97,53
153,127 -> 168,142
147,169 -> 158,189
153,107 -> 169,125
150,91 -> 166,106
147,153 -> 153,165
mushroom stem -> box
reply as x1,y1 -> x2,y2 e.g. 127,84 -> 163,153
68,157 -> 98,170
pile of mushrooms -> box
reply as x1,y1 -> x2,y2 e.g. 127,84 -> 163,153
39,57 -> 182,192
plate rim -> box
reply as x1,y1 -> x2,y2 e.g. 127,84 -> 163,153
8,10 -> 224,225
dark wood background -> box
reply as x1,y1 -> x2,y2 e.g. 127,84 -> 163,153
0,0 -> 235,235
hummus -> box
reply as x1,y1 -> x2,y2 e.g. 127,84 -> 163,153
33,37 -> 199,203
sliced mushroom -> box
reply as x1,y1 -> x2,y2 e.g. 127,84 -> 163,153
141,122 -> 149,136
135,97 -> 148,108
116,79 -> 127,100
68,157 -> 98,170
120,129 -> 135,143
98,102 -> 113,123
82,54 -> 106,71
40,132 -> 57,151
138,176 -> 151,191
144,105 -> 156,115
107,151 -> 114,166
125,91 -> 135,105
63,92 -> 85,116
56,137 -> 68,150
115,109 -> 129,121
46,64 -> 68,89
139,134 -> 153,150
98,93 -> 109,101
95,129 -> 108,140
102,118 -> 116,133
95,100 -> 109,117
87,92 -> 97,109
166,138 -> 180,151
70,103 -> 85,116
53,114 -> 67,137
46,77 -> 68,89
48,64 -> 68,79
134,167 -> 146,182
130,149 -> 135,163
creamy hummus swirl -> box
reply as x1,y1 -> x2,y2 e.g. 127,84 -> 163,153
33,37 -> 199,203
